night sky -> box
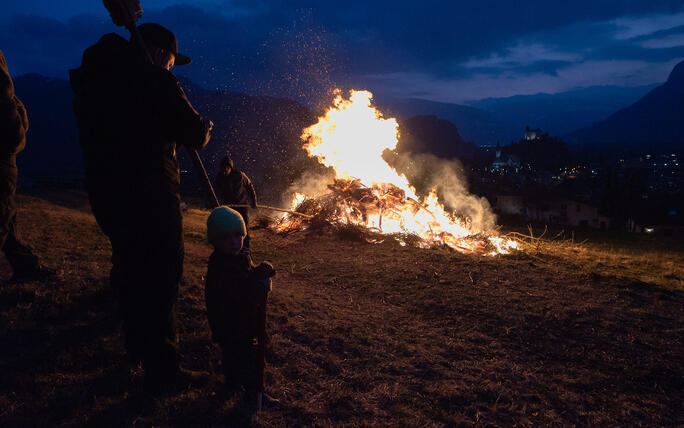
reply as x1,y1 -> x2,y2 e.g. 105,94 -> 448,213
2,1 -> 683,105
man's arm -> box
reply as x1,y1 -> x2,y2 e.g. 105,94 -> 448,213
15,96 -> 28,134
0,51 -> 28,155
161,71 -> 211,150
244,175 -> 257,208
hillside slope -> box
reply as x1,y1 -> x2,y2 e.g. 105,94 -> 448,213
0,192 -> 682,426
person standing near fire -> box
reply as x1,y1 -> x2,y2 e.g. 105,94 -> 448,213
214,157 -> 257,251
204,206 -> 278,409
70,23 -> 213,392
0,50 -> 55,283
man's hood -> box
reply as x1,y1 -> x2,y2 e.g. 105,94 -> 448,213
220,167 -> 242,179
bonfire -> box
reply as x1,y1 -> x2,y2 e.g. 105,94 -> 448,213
274,89 -> 518,256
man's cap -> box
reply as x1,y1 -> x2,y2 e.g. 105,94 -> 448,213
207,206 -> 246,243
137,23 -> 191,66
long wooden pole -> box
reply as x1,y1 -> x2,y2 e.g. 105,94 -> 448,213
227,204 -> 313,219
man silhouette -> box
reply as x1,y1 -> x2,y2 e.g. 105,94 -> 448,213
70,23 -> 212,392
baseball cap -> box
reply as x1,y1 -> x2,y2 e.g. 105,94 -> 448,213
137,23 -> 191,66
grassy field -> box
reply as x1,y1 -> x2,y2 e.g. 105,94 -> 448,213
1,191 -> 682,426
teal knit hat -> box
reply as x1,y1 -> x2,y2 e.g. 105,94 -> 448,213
207,206 -> 246,243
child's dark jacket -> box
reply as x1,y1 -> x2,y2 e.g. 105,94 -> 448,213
205,250 -> 266,344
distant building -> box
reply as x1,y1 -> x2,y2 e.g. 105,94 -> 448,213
562,201 -> 611,229
495,195 -> 612,229
491,144 -> 522,171
492,155 -> 522,171
526,199 -> 611,229
524,125 -> 542,141
494,195 -> 525,216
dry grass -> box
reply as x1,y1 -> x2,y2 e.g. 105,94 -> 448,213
507,225 -> 684,291
0,191 -> 682,426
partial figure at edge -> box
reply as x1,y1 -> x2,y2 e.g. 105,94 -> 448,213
0,50 -> 55,283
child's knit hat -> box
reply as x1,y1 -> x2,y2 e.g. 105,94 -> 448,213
207,206 -> 246,243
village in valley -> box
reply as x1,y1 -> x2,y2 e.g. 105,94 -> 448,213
474,126 -> 682,234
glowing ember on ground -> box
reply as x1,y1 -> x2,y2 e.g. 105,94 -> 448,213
276,89 -> 518,255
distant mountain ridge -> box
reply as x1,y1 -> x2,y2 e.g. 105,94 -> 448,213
374,95 -> 519,145
15,69 -> 679,202
567,60 -> 684,151
375,83 -> 659,146
397,115 -> 480,162
469,84 -> 658,138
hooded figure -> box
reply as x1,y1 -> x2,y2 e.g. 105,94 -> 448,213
70,24 -> 212,392
214,157 -> 257,250
0,50 -> 53,282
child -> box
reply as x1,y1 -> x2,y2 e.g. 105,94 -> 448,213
205,206 -> 278,408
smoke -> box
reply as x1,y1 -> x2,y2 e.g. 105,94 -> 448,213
387,151 -> 497,234
280,168 -> 335,207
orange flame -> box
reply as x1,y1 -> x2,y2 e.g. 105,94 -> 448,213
281,89 -> 518,255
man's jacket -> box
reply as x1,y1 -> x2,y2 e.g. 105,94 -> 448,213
69,33 -> 210,198
0,50 -> 28,156
215,169 -> 257,206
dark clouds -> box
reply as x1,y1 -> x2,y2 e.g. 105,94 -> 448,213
1,0 -> 683,103
0,14 -> 109,78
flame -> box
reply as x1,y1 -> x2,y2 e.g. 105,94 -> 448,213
303,90 -> 409,188
278,89 -> 518,255
289,193 -> 307,211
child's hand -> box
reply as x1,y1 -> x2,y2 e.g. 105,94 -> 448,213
260,278 -> 272,294
253,261 -> 276,279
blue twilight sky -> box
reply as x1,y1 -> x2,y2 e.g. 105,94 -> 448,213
1,0 -> 683,104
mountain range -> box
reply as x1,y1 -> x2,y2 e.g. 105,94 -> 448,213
11,59 -> 683,198
468,84 -> 658,138
373,94 -> 519,145
567,61 -> 684,152
12,74 -> 488,198
379,60 -> 683,151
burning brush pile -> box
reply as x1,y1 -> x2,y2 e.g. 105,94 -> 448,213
273,90 -> 518,256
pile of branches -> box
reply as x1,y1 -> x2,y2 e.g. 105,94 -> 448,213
273,178 -> 426,233
271,179 -> 502,254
